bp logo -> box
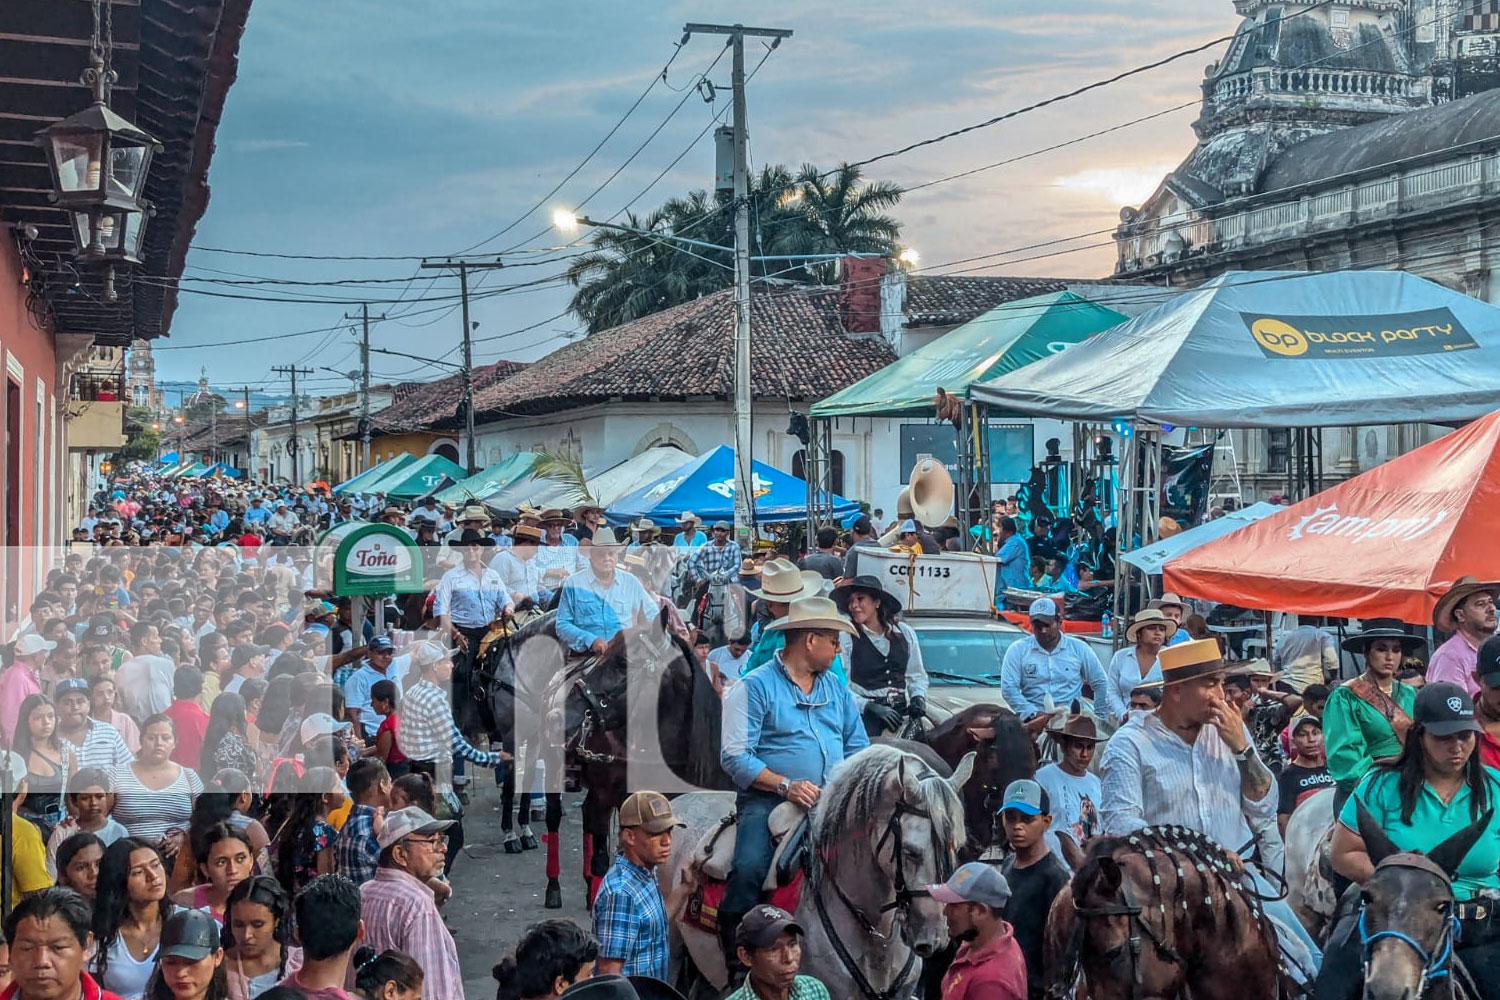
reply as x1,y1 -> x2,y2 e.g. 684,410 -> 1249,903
1449,697 -> 1465,713
1250,318 -> 1308,357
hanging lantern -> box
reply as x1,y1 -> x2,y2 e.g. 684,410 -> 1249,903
37,103 -> 158,214
69,201 -> 152,264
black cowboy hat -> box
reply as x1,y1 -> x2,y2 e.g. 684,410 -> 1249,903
453,528 -> 495,549
1341,618 -> 1426,655
559,975 -> 686,1000
831,574 -> 901,619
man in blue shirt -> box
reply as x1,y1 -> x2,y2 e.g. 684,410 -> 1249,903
720,595 -> 868,971
556,528 -> 659,655
995,516 -> 1030,593
1000,597 -> 1125,726
243,496 -> 271,526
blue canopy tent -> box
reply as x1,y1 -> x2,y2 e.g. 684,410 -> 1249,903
606,445 -> 860,526
157,452 -> 179,466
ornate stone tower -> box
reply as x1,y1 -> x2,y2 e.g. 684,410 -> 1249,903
125,339 -> 155,409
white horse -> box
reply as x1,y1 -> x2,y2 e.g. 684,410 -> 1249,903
1283,786 -> 1339,938
661,744 -> 973,1000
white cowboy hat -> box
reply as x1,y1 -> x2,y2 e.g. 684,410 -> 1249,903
590,527 -> 624,546
676,511 -> 701,525
746,559 -> 824,602
766,596 -> 856,635
631,518 -> 659,534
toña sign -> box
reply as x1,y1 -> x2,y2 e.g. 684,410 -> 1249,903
315,522 -> 425,596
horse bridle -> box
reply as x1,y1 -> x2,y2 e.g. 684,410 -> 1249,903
1066,876 -> 1184,998
811,759 -> 955,1000
1360,855 -> 1461,989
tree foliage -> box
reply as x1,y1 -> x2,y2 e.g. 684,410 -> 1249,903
565,163 -> 904,333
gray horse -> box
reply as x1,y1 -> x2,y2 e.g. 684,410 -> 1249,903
663,744 -> 972,1000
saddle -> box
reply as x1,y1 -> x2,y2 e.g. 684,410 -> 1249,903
694,801 -> 810,891
1301,821 -> 1340,920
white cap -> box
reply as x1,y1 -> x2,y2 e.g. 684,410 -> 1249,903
376,806 -> 453,851
14,634 -> 56,657
299,712 -> 351,746
1028,597 -> 1059,620
898,518 -> 918,533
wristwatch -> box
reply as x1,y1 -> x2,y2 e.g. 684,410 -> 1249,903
776,778 -> 791,799
1233,745 -> 1255,761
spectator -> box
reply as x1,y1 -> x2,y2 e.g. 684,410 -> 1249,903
45,767 -> 126,873
53,831 -> 105,900
350,948 -> 423,1000
797,527 -> 843,582
281,875 -> 361,999
492,919 -> 598,1000
202,693 -> 257,778
111,715 -> 204,853
4,888 -> 109,1000
592,791 -> 681,980
1033,715 -> 1103,862
223,646 -> 269,697
143,908 -> 228,1000
266,767 -> 340,895
336,759 -> 392,886
343,637 -> 403,741
2,752 -> 52,911
0,634 -> 50,744
359,807 -> 463,1000
88,674 -> 142,756
171,824 -> 255,926
91,838 -> 177,1000
705,637 -> 752,698
164,668 -> 212,768
222,875 -> 300,1000
368,680 -> 407,778
115,622 -> 176,719
12,693 -> 78,840
726,905 -> 830,1000
925,863 -> 1027,1000
997,780 -> 1070,1000
1277,715 -> 1335,835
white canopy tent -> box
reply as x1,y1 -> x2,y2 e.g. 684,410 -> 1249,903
1120,502 -> 1281,574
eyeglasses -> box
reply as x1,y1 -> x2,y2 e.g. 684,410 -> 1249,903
401,835 -> 446,849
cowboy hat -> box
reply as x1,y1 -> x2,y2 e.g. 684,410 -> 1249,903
1239,658 -> 1283,682
1158,516 -> 1184,539
453,528 -> 495,549
1152,592 -> 1187,612
536,508 -> 572,525
1125,608 -> 1173,643
590,527 -> 623,547
831,574 -> 902,620
675,511 -> 701,525
512,523 -> 543,543
1341,617 -> 1427,655
1158,637 -> 1229,685
766,596 -> 856,635
1046,712 -> 1103,744
631,518 -> 659,535
456,505 -> 491,523
1433,576 -> 1500,633
738,558 -> 761,577
745,559 -> 823,602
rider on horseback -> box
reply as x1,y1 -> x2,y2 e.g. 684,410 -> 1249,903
829,576 -> 928,737
719,596 -> 870,976
493,523 -> 549,611
555,528 -> 659,657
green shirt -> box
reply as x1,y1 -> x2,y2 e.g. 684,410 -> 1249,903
1339,768 -> 1500,900
724,974 -> 832,1000
1322,680 -> 1416,792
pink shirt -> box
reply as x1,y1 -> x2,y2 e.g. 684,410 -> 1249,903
0,663 -> 41,744
941,926 -> 1028,1000
359,867 -> 462,1000
1428,633 -> 1481,695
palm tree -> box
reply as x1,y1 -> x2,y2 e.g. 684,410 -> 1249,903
565,163 -> 904,332
529,452 -> 594,506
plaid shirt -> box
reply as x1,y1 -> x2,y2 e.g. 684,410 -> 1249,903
689,540 -> 743,585
592,853 -> 669,979
399,679 -> 503,767
725,976 -> 832,1000
335,803 -> 379,885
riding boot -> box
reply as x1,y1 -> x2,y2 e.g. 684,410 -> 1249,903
719,910 -> 747,988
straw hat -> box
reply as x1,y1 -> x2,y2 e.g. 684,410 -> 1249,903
738,558 -> 761,577
1433,576 -> 1500,632
1158,638 -> 1228,685
676,512 -> 701,526
536,508 -> 572,525
1152,592 -> 1187,613
766,597 -> 856,635
457,505 -> 491,524
1046,712 -> 1103,744
1125,608 -> 1173,643
513,523 -> 543,543
632,518 -> 659,535
590,527 -> 623,546
745,559 -> 824,602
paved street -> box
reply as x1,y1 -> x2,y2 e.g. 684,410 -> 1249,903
449,777 -> 593,999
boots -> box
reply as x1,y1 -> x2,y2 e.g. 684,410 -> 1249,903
719,911 -> 747,988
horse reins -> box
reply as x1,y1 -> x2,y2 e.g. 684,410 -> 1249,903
1358,909 -> 1459,988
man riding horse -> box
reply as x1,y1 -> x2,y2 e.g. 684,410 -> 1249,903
555,528 -> 658,657
719,595 -> 870,979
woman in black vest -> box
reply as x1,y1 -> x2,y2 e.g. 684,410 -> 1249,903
832,575 -> 929,736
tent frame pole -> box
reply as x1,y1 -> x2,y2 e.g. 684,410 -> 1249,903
973,404 -> 991,536
1112,425 -> 1162,646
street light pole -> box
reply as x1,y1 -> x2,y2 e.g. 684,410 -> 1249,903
345,303 -> 385,473
273,365 -> 314,484
683,22 -> 792,545
419,258 -> 505,476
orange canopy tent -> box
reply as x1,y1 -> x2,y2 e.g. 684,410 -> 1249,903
1164,409 -> 1500,624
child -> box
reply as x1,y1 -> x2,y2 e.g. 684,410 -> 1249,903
351,947 -> 423,1000
1277,716 -> 1335,835
44,767 -> 127,876
366,680 -> 407,778
1280,682 -> 1329,758
999,779 -> 1072,1000
265,766 -> 340,894
336,758 -> 391,886
1033,715 -> 1103,863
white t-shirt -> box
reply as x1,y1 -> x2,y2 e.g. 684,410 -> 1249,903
1035,761 -> 1102,861
114,653 -> 175,717
707,645 -> 751,690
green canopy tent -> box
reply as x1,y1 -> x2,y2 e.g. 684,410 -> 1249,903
377,454 -> 469,502
334,454 -> 416,495
433,452 -> 540,505
811,291 -> 1127,418
348,455 -> 430,497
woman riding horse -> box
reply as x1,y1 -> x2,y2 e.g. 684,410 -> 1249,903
1323,619 -> 1425,812
832,575 -> 929,738
1321,682 -> 1500,1000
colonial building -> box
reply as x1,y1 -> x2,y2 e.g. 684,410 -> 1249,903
125,338 -> 158,409
1114,0 -> 1500,496
351,359 -> 528,470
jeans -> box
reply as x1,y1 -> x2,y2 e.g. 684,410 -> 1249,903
724,789 -> 780,916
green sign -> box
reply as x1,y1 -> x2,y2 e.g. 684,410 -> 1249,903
315,522 -> 425,596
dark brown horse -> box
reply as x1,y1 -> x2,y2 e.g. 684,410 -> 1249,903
921,703 -> 1036,858
1045,826 -> 1281,1000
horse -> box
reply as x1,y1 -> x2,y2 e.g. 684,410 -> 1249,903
1283,786 -> 1338,937
663,744 -> 970,1000
920,703 -> 1035,859
1046,826 -> 1283,1000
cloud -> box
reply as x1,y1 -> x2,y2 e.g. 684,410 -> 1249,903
230,138 -> 309,153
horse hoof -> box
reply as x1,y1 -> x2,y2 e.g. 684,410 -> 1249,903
503,837 -> 524,855
520,833 -> 540,851
545,882 -> 562,909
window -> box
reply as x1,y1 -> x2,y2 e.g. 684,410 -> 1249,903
899,424 -> 1034,484
909,628 -> 1025,681
1266,428 -> 1290,475
791,449 -> 845,496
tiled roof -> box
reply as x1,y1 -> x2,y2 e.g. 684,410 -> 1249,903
902,275 -> 1078,327
470,286 -> 899,420
374,360 -> 528,433
177,412 -> 264,451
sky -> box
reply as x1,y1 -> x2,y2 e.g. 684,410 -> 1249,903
160,0 -> 1236,393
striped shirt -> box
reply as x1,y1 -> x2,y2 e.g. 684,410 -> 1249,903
110,763 -> 204,843
432,564 -> 508,628
1098,711 -> 1274,855
399,679 -> 504,767
59,720 -> 134,772
360,867 -> 463,1000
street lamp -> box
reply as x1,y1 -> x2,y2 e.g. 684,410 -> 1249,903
898,247 -> 921,268
551,208 -> 580,236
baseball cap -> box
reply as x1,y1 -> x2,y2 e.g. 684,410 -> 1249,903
367,635 -> 395,653
1000,778 -> 1051,816
735,905 -> 803,950
1028,597 -> 1059,621
926,862 -> 1013,908
898,518 -> 917,534
376,806 -> 453,851
1290,714 -> 1322,735
1414,681 -> 1481,737
14,634 -> 57,656
712,520 -> 732,531
159,908 -> 220,961
618,791 -> 685,835
1478,635 -> 1500,687
55,678 -> 91,698
86,612 -> 117,639
230,644 -> 269,669
300,712 -> 351,746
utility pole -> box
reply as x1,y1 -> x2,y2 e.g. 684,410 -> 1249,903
345,304 -> 386,473
419,258 -> 506,475
685,22 -> 792,545
272,365 -> 314,484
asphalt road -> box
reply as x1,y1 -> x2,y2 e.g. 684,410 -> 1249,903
447,775 -> 593,1000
